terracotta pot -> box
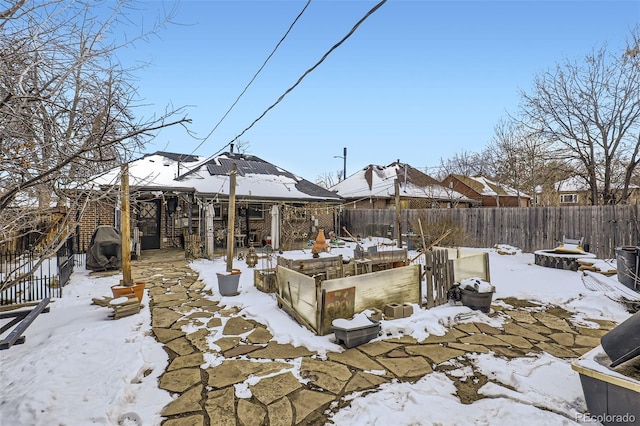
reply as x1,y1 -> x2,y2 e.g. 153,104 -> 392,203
111,282 -> 146,302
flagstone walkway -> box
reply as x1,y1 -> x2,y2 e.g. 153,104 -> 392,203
130,249 -> 616,426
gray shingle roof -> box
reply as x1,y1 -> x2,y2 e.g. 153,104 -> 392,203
178,152 -> 342,201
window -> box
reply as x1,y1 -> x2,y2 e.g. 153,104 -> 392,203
560,194 -> 578,204
213,204 -> 225,220
247,203 -> 264,220
213,203 -> 263,220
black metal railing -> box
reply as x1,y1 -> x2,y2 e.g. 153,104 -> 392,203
1,276 -> 59,304
0,237 -> 85,305
57,237 -> 75,288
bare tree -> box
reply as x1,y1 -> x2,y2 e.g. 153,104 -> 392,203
231,139 -> 251,154
488,118 -> 552,205
0,1 -> 190,288
315,170 -> 342,189
518,28 -> 640,205
436,149 -> 491,179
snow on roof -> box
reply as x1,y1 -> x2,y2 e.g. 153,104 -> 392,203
178,152 -> 343,202
555,175 -> 588,192
331,162 -> 473,202
537,175 -> 640,193
91,152 -> 204,189
454,175 -> 530,198
88,151 -> 342,202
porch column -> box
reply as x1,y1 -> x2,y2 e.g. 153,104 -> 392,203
205,202 -> 215,259
270,204 -> 280,250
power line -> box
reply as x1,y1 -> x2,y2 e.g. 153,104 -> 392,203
196,0 -> 388,167
225,0 -> 387,148
189,0 -> 313,156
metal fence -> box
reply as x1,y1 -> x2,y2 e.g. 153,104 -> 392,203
0,237 -> 85,305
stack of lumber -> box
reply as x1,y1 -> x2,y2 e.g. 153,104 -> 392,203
91,295 -> 141,319
577,259 -> 617,276
91,296 -> 113,307
108,296 -> 141,319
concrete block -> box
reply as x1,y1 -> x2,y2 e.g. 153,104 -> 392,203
384,303 -> 403,319
402,303 -> 414,318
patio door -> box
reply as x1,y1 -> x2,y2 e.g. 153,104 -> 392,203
138,200 -> 161,249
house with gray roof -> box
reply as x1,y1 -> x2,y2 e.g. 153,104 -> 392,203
81,150 -> 343,253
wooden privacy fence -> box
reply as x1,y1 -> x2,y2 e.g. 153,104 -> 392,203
343,205 -> 640,259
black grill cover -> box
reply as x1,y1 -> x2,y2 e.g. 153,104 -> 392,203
86,226 -> 122,271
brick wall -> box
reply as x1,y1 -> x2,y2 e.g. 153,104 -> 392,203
78,197 -> 116,249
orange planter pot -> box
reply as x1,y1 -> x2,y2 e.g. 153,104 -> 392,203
111,282 -> 146,302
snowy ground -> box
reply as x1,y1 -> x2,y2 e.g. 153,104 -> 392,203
0,241 -> 636,425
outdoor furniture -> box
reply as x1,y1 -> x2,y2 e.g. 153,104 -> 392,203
235,234 -> 246,248
563,235 -> 584,246
249,231 -> 259,245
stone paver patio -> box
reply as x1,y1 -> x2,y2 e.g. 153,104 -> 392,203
129,249 -> 615,426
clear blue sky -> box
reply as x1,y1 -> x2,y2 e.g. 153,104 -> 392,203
118,0 -> 639,181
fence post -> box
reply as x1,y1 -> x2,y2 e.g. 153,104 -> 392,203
425,251 -> 434,308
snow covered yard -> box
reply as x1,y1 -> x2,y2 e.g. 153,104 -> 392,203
0,242 -> 636,425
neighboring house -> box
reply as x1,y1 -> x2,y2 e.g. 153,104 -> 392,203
81,150 -> 343,253
330,162 -> 476,209
535,175 -> 640,206
441,174 -> 531,207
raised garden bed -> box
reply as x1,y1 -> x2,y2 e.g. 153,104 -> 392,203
276,255 -> 421,335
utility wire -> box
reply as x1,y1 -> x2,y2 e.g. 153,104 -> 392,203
200,0 -> 388,164
189,0 -> 312,156
226,0 -> 387,147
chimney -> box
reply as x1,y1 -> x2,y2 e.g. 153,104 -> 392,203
230,143 -> 234,154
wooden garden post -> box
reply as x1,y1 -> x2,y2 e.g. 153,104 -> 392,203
395,178 -> 402,248
225,163 -> 237,272
121,163 -> 132,286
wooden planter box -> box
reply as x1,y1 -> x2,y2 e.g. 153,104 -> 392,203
354,248 -> 408,272
254,268 -> 277,293
277,255 -> 345,280
276,259 -> 421,336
